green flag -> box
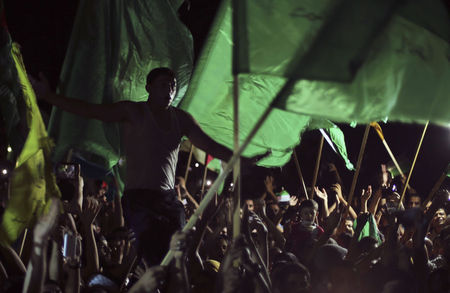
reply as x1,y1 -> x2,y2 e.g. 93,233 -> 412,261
48,0 -> 194,174
354,214 -> 382,244
308,119 -> 354,170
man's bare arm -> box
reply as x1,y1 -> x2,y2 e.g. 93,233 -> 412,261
30,73 -> 134,123
177,109 -> 233,161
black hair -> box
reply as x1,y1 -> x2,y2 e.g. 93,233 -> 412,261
298,199 -> 319,213
146,67 -> 175,85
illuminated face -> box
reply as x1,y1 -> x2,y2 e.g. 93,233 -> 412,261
344,219 -> 354,235
407,196 -> 421,209
433,208 -> 447,226
147,74 -> 177,108
299,207 -> 317,223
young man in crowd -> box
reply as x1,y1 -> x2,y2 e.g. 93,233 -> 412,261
30,67 -> 265,266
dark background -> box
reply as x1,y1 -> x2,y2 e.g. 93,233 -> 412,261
4,0 -> 450,199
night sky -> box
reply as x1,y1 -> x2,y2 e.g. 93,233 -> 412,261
4,0 -> 450,199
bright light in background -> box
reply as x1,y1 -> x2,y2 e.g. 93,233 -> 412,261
1,169 -> 7,175
195,163 -> 199,167
7,146 -> 12,153
206,180 -> 212,186
230,182 -> 234,187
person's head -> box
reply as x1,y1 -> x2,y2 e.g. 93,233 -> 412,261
207,234 -> 229,262
245,199 -> 254,212
145,67 -> 177,108
298,199 -> 319,224
271,262 -> 311,293
406,193 -> 421,209
343,217 -> 354,236
105,227 -> 129,265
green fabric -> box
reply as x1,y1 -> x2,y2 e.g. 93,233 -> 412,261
234,0 -> 401,82
180,0 -> 311,167
0,43 -> 61,244
353,214 -> 382,244
328,126 -> 354,171
48,0 -> 194,173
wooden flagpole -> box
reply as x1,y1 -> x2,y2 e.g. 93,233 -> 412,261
310,135 -> 324,199
399,121 -> 429,208
347,125 -> 370,208
293,151 -> 309,199
184,144 -> 194,183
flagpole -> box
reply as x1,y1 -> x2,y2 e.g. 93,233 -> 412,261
399,121 -> 429,208
310,135 -> 324,199
293,150 -> 309,199
200,154 -> 209,199
160,79 -> 297,266
19,228 -> 28,258
381,140 -> 405,178
232,74 -> 241,240
184,143 -> 194,183
422,166 -> 448,209
370,123 -> 405,178
347,124 -> 370,209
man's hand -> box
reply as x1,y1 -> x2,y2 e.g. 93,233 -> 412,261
361,185 -> 372,203
29,72 -> 53,101
81,197 -> 101,227
289,195 -> 299,207
331,183 -> 344,201
129,266 -> 168,293
264,175 -> 275,194
314,187 -> 328,203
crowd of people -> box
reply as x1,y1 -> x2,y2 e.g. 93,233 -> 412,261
0,160 -> 449,293
0,67 -> 449,293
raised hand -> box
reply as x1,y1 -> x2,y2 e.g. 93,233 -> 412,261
264,175 -> 275,194
129,265 -> 168,293
331,183 -> 344,201
361,185 -> 372,202
289,195 -> 299,207
81,197 -> 101,226
314,187 -> 328,202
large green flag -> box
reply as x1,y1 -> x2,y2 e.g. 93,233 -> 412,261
233,0 -> 449,124
181,0 -> 448,169
48,0 -> 194,172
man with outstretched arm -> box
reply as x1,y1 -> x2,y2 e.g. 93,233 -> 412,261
30,67 -> 266,266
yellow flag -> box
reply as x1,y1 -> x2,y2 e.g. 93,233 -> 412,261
0,43 -> 60,244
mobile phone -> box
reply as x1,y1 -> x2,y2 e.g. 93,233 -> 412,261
63,231 -> 82,265
56,163 -> 80,180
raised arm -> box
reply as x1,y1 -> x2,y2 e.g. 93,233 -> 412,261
30,73 -> 135,123
177,109 -> 233,161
